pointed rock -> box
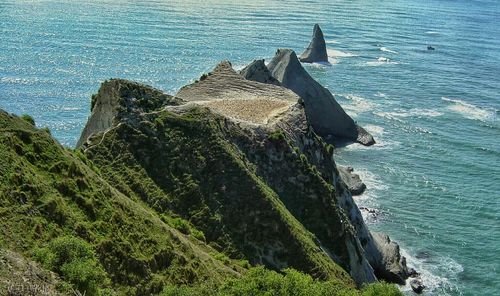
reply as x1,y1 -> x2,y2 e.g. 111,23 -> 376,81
300,24 -> 329,63
266,48 -> 374,145
239,59 -> 281,86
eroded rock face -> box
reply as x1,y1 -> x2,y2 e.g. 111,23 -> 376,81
252,49 -> 375,146
370,232 -> 409,284
338,166 -> 366,196
239,59 -> 281,86
300,24 -> 329,63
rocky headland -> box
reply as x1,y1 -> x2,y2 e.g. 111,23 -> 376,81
0,27 -> 420,295
76,51 -> 409,284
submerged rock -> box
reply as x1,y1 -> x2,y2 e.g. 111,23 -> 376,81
264,48 -> 375,146
338,166 -> 366,195
300,24 -> 329,63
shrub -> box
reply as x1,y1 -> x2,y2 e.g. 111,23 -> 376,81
268,130 -> 285,142
34,236 -> 108,295
21,114 -> 35,126
361,282 -> 402,296
160,266 -> 403,296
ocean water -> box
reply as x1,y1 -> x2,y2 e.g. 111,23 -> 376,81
1,0 -> 499,295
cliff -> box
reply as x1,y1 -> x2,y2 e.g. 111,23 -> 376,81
0,63 -> 408,295
79,71 -> 407,285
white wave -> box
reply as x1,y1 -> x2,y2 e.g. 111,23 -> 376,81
374,92 -> 387,98
442,97 -> 495,121
363,124 -> 384,137
327,57 -> 339,65
365,57 -> 400,66
347,167 -> 387,224
356,168 -> 388,192
425,31 -> 440,35
325,40 -> 339,44
61,107 -> 82,111
374,111 -> 406,123
327,48 -> 358,58
341,94 -> 377,116
345,135 -> 401,151
400,248 -> 463,295
308,61 -> 333,68
380,47 -> 398,54
375,108 -> 443,120
0,77 -> 38,85
232,64 -> 247,71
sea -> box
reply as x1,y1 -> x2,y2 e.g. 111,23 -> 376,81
1,0 -> 499,295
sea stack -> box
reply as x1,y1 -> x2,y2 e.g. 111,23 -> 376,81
265,48 -> 375,146
300,24 -> 329,63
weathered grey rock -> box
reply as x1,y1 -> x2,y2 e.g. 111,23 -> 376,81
300,24 -> 329,63
265,48 -> 375,145
408,267 -> 420,278
338,166 -> 366,195
238,55 -> 412,286
410,278 -> 425,294
239,59 -> 281,86
370,232 -> 409,284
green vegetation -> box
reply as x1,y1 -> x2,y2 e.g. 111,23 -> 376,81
86,107 -> 354,284
268,129 -> 286,142
21,114 -> 35,125
161,267 -> 401,296
0,110 -> 238,295
35,236 -> 108,295
0,79 -> 403,296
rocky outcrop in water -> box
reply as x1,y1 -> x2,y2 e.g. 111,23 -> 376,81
300,24 -> 329,63
338,166 -> 366,196
244,48 -> 375,146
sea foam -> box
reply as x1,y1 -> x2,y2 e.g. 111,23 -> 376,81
365,57 -> 400,66
341,94 -> 378,115
380,47 -> 398,54
400,248 -> 463,296
442,97 -> 495,121
327,48 -> 357,58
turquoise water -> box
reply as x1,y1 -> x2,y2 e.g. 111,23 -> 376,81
1,0 -> 499,295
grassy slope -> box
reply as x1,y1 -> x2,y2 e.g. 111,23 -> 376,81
84,107 -> 353,285
0,111 -> 239,295
0,104 -> 401,295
